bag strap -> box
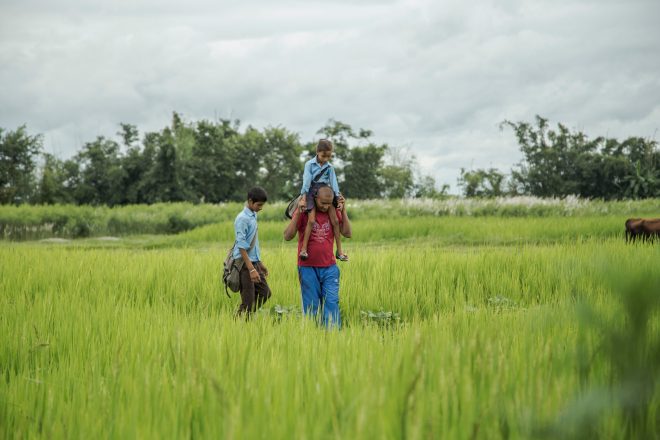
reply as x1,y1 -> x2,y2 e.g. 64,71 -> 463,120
230,224 -> 258,253
312,166 -> 330,183
247,225 -> 258,251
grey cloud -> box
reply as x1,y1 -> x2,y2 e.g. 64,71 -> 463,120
1,0 -> 659,191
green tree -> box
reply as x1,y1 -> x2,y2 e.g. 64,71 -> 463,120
314,120 -> 437,200
256,126 -> 304,200
141,129 -> 186,203
342,144 -> 386,199
74,136 -> 125,206
118,122 -> 139,149
37,153 -> 72,204
501,116 -> 659,199
413,175 -> 449,198
116,123 -> 150,204
381,148 -> 415,199
230,127 -> 269,201
190,119 -> 241,203
315,119 -> 371,162
458,168 -> 507,197
0,125 -> 42,204
381,164 -> 414,198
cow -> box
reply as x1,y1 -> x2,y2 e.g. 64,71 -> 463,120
626,218 -> 660,243
625,218 -> 643,242
639,218 -> 660,243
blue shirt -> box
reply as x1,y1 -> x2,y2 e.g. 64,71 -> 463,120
300,157 -> 340,196
232,206 -> 260,262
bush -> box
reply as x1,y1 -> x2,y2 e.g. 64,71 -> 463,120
166,213 -> 193,234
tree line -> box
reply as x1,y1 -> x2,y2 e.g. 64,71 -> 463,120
458,116 -> 659,199
2,114 -> 658,205
0,114 -> 443,206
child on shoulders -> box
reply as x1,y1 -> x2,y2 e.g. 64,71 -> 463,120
297,139 -> 348,262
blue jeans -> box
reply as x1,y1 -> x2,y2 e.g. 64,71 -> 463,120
298,265 -> 341,329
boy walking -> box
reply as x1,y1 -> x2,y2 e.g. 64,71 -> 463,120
234,187 -> 271,316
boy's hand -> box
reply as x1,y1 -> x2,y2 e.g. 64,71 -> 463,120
249,267 -> 261,283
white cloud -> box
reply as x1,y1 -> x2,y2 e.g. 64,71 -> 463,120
1,0 -> 659,191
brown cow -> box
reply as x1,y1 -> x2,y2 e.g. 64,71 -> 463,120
626,218 -> 660,243
625,218 -> 643,242
640,218 -> 660,242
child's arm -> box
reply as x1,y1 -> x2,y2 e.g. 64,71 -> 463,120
300,161 -> 313,195
329,166 -> 340,196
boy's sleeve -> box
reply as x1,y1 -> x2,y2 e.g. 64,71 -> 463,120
300,161 -> 312,195
234,218 -> 250,250
329,166 -> 340,195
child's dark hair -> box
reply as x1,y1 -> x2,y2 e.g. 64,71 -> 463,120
247,187 -> 268,203
316,139 -> 333,153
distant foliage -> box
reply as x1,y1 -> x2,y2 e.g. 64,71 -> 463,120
458,115 -> 659,199
0,115 -> 440,206
0,126 -> 43,204
0,203 -> 239,240
1,197 -> 658,240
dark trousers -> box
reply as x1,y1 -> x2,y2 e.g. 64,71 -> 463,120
237,263 -> 271,316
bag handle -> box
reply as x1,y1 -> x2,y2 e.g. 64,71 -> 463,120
247,226 -> 258,251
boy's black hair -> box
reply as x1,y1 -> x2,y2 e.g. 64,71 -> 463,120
247,186 -> 268,203
317,139 -> 333,152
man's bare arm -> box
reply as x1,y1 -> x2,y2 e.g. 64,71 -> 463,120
339,197 -> 352,238
283,209 -> 300,241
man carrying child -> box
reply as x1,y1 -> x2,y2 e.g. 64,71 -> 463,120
284,185 -> 352,328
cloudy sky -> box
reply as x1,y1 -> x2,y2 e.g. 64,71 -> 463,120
1,0 -> 659,190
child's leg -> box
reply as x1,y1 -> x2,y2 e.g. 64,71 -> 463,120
328,208 -> 346,259
300,207 -> 316,258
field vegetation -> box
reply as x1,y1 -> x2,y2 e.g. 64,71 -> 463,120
1,200 -> 659,438
1,197 -> 658,240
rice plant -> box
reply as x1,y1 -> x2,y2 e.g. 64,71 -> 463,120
1,214 -> 658,438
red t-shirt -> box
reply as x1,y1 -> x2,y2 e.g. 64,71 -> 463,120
297,209 -> 343,267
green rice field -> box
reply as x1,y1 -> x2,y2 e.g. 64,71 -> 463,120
1,201 -> 659,438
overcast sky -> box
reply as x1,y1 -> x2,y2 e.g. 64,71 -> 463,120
1,0 -> 659,190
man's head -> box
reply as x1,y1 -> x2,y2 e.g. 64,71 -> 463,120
314,185 -> 334,213
247,187 -> 267,212
315,139 -> 333,165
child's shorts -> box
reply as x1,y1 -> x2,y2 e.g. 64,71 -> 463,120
305,182 -> 339,212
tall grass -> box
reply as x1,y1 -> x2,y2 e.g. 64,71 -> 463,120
1,197 -> 658,240
162,215 -> 629,248
0,203 -> 244,240
1,226 -> 658,438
